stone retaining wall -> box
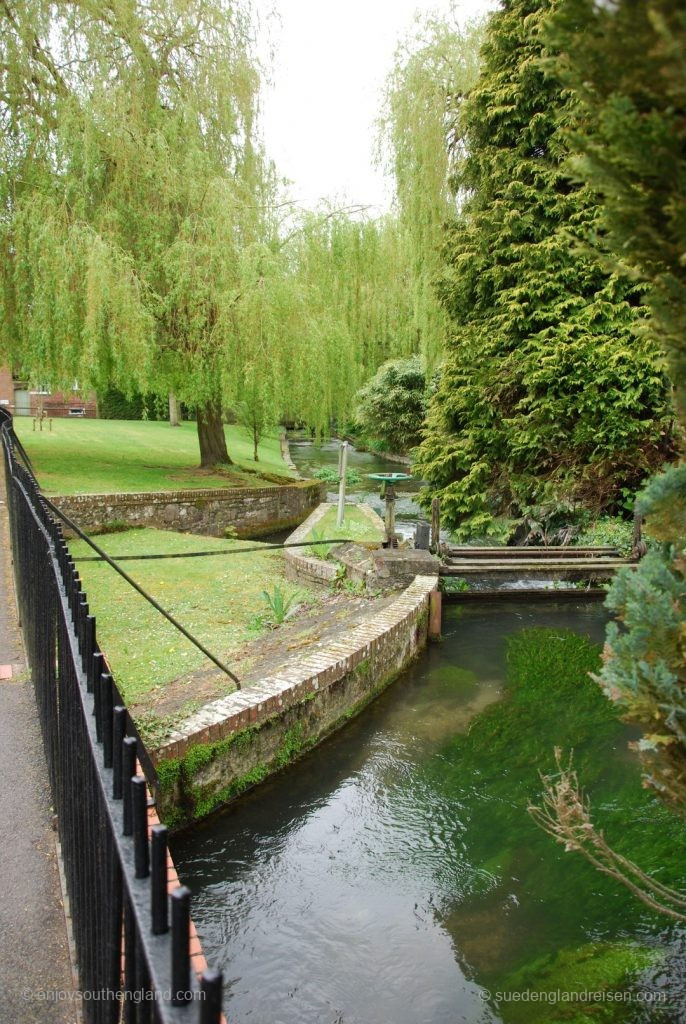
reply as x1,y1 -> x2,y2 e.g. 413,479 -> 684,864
154,574 -> 438,830
52,479 -> 326,539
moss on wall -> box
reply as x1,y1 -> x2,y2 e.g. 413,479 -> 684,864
155,594 -> 430,831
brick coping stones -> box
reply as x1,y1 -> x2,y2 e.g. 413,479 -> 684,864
283,500 -> 384,588
155,573 -> 438,766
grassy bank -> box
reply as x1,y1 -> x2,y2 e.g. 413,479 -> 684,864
14,418 -> 296,494
304,505 -> 383,550
71,528 -> 317,724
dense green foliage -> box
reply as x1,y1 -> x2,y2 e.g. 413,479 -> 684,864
415,0 -> 675,539
98,390 -> 167,422
549,0 -> 686,813
354,357 -> 427,454
278,212 -> 418,435
553,0 -> 686,427
378,13 -> 485,370
599,466 -> 686,808
573,517 -> 635,558
311,467 -> 362,486
233,364 -> 274,462
0,0 -> 274,464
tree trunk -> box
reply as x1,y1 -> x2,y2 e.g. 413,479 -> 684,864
253,421 -> 259,461
168,392 -> 180,426
197,399 -> 232,467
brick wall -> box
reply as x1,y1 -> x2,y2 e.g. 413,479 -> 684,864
0,366 -> 13,409
0,367 -> 97,416
284,501 -> 384,589
154,574 -> 438,829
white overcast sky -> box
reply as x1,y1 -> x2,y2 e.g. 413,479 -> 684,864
258,0 -> 498,212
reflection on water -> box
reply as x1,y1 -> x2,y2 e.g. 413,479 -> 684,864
172,603 -> 686,1024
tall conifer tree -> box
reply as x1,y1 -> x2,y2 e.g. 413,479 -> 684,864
547,0 -> 686,809
415,0 -> 675,539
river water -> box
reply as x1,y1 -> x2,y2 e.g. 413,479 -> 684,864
287,437 -> 422,539
172,601 -> 686,1023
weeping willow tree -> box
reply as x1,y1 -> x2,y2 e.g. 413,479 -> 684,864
271,207 -> 418,436
377,9 -> 486,371
0,0 -> 272,466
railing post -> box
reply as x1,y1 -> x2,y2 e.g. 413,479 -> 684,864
102,672 -> 114,767
171,886 -> 191,1005
122,736 -> 137,835
132,776 -> 150,879
84,616 -> 96,689
112,706 -> 126,799
199,970 -> 223,1024
92,651 -> 104,740
123,899 -> 137,1024
78,596 -> 88,665
151,825 -> 169,935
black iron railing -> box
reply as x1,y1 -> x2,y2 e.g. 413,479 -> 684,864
0,409 -> 222,1024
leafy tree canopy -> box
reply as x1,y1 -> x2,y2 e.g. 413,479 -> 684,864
377,9 -> 485,371
0,0 -> 425,458
552,0 -> 686,428
415,0 -> 675,540
0,0 -> 268,464
354,356 -> 427,454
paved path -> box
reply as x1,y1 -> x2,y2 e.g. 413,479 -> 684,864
0,463 -> 76,1022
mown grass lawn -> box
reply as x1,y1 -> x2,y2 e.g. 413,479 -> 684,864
14,418 -> 295,494
305,505 -> 383,551
70,528 -> 316,710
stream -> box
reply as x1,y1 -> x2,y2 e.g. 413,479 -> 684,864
172,600 -> 686,1023
287,436 -> 422,540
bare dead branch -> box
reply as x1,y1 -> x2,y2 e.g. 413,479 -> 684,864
528,748 -> 686,922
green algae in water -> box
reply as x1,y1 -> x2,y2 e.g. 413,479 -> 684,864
171,613 -> 685,1024
497,943 -> 663,1024
418,628 -> 686,1015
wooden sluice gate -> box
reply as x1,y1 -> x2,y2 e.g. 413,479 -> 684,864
438,545 -> 637,600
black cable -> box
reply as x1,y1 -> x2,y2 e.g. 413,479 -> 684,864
74,538 -> 356,561
39,491 -> 243,688
6,415 -> 359,690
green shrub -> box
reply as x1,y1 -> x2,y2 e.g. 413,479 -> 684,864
98,389 -> 168,421
574,517 -> 634,557
354,358 -> 427,454
312,466 -> 362,486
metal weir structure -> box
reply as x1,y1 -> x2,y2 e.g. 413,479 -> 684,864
0,408 -> 223,1024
